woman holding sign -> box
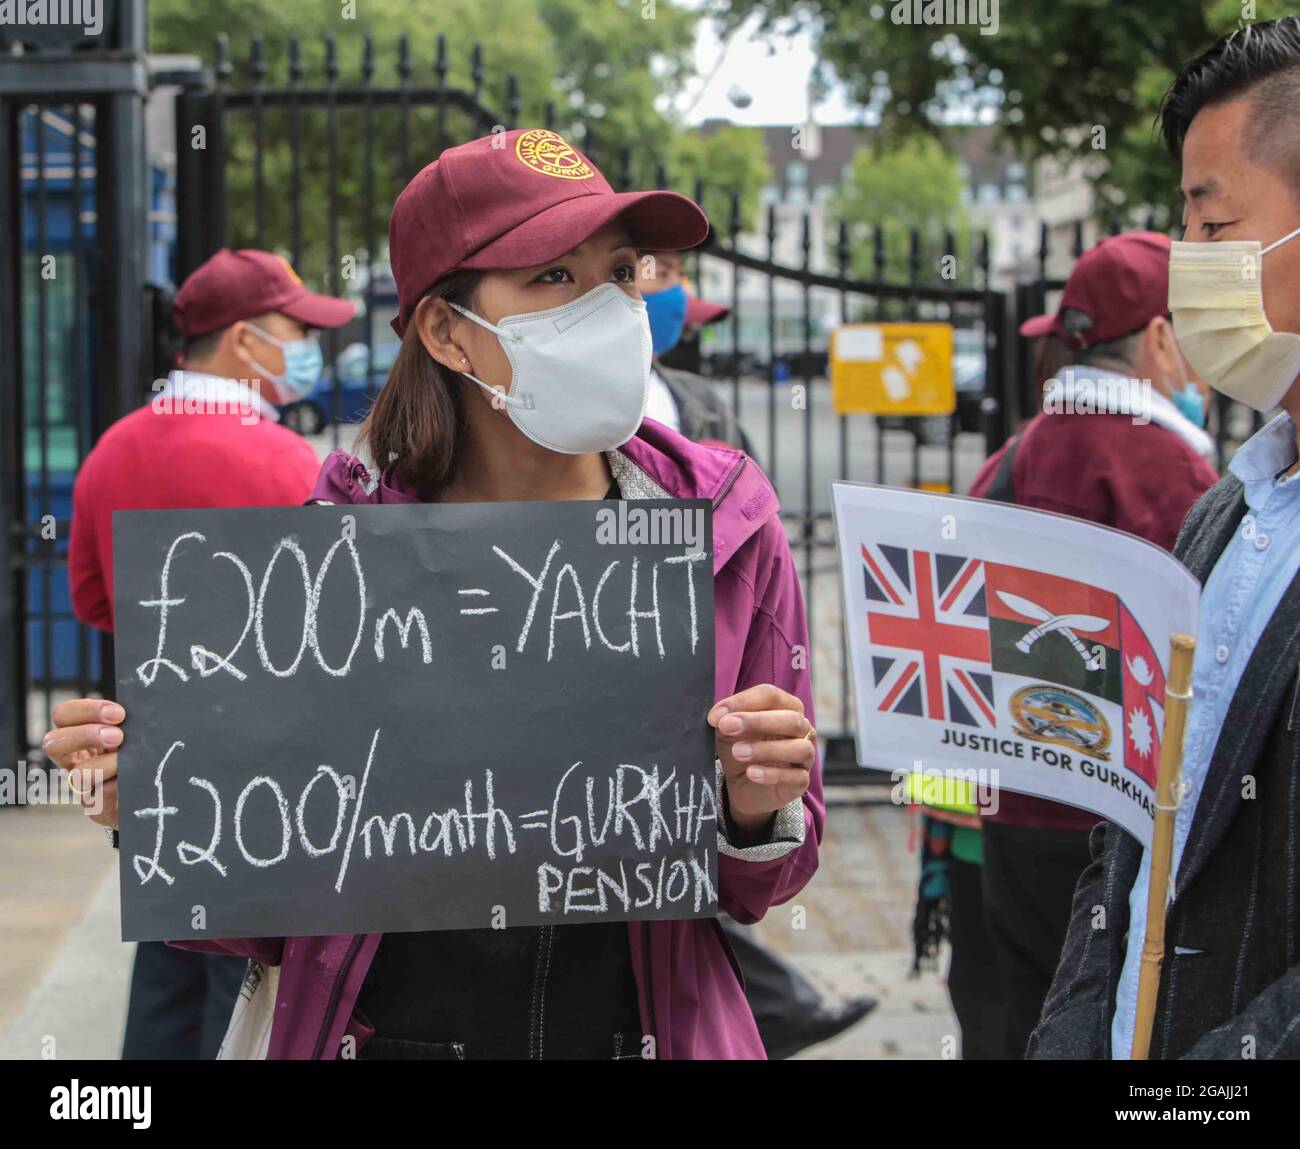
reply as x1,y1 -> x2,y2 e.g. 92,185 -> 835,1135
44,129 -> 824,1060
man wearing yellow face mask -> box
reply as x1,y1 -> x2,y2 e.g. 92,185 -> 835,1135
1031,17 -> 1300,1061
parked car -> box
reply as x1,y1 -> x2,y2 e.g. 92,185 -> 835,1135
698,350 -> 765,379
280,341 -> 399,434
953,326 -> 988,435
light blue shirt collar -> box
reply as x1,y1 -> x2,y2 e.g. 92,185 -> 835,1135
1228,412 -> 1299,511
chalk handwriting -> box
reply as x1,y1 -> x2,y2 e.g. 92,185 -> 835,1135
135,525 -> 704,684
127,729 -> 718,918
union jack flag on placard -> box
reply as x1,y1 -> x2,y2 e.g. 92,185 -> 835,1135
861,543 -> 996,728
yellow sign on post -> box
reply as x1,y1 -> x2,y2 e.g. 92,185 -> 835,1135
830,322 -> 955,415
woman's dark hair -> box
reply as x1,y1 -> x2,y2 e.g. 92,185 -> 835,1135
1032,333 -> 1073,415
358,269 -> 483,499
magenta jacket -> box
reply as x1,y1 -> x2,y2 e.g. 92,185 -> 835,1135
169,420 -> 824,1059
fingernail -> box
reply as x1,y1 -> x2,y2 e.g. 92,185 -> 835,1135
733,742 -> 752,760
708,704 -> 728,724
719,715 -> 743,736
42,733 -> 54,752
101,703 -> 124,722
100,726 -> 122,748
746,766 -> 765,782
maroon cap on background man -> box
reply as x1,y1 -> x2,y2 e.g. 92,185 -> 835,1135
685,295 -> 731,327
1018,231 -> 1172,347
173,248 -> 356,338
388,128 -> 710,336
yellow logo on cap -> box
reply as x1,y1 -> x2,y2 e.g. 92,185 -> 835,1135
276,255 -> 304,286
515,129 -> 594,181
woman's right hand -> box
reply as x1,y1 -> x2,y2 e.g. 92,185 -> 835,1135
43,699 -> 125,830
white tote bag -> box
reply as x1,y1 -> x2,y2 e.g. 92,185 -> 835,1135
217,960 -> 281,1060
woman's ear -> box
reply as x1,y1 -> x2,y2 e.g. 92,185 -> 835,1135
415,297 -> 474,376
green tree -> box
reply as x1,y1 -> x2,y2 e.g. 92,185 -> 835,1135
152,0 -> 762,285
830,137 -> 976,288
710,0 -> 1295,231
669,125 -> 774,235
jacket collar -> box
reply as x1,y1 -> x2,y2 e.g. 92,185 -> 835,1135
309,420 -> 778,577
1043,367 -> 1216,459
1175,566 -> 1300,893
1168,473 -> 1300,892
1229,412 -> 1300,511
156,370 -> 281,423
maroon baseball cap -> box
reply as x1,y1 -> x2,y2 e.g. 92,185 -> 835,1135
1019,231 -> 1172,346
388,128 -> 710,336
173,248 -> 356,338
685,295 -> 731,327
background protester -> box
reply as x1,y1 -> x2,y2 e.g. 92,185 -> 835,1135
639,248 -> 753,452
639,249 -> 874,1057
907,774 -> 1003,1059
967,230 -> 1219,1059
1032,17 -> 1300,1060
66,247 -> 354,1059
47,129 -> 824,1060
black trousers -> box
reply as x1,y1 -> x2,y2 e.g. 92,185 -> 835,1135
719,915 -> 823,1055
121,941 -> 246,1060
946,853 -> 1004,1059
980,821 -> 1094,1059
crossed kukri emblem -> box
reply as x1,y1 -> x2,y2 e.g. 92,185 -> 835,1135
995,591 -> 1107,671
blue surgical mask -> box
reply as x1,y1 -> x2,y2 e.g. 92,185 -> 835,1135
245,322 -> 323,399
1171,381 -> 1206,428
644,284 -> 688,357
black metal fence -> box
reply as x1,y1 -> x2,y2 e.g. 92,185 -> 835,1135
1,4 -> 151,787
5,28 -> 1255,789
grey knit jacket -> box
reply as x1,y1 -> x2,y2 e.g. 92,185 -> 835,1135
1029,473 -> 1300,1060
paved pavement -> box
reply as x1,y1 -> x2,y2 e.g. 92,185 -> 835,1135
0,800 -> 130,1060
0,785 -> 955,1060
760,787 -> 957,1060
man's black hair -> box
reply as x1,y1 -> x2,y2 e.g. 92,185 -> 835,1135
1159,17 -> 1300,186
182,328 -> 224,363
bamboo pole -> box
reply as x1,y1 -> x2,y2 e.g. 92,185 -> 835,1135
1130,632 -> 1197,1060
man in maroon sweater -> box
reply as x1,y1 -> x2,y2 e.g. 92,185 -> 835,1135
71,250 -> 353,630
69,248 -> 353,1058
968,231 -> 1219,1058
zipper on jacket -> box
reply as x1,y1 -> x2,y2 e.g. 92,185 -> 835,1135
1288,663 -> 1300,732
712,456 -> 747,510
312,935 -> 365,1060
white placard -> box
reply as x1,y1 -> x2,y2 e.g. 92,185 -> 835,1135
833,482 -> 1200,847
834,327 -> 884,362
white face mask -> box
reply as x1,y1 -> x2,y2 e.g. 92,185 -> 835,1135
449,283 -> 652,455
1168,224 -> 1300,412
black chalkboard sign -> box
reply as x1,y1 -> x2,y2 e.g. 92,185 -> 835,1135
112,500 -> 716,942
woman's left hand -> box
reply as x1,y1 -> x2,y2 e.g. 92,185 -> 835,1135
708,684 -> 815,843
